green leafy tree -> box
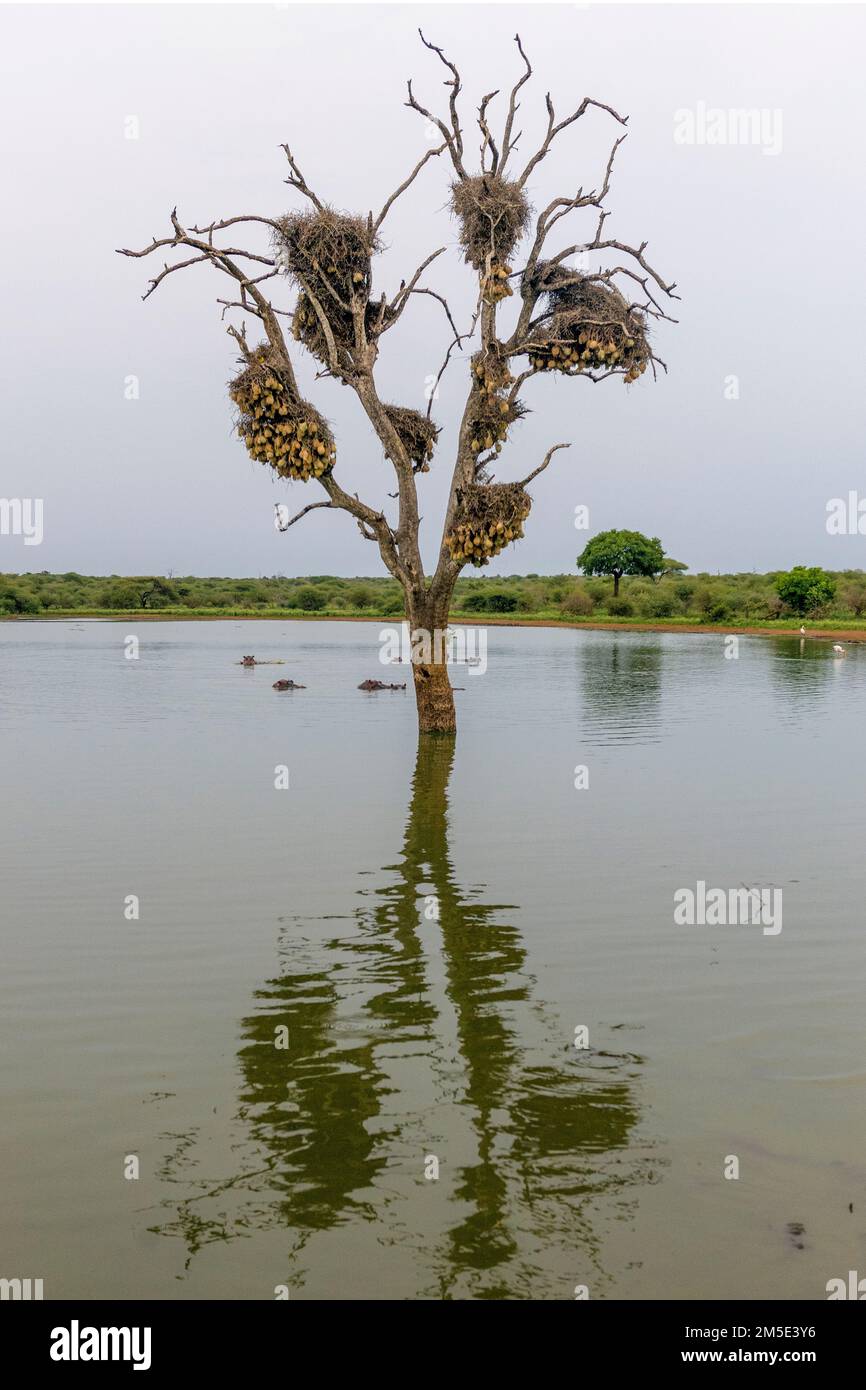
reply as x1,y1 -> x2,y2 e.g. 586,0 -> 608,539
577,529 -> 666,597
293,585 -> 327,611
776,566 -> 836,615
486,592 -> 519,613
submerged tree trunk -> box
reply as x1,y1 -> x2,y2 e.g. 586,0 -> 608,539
407,591 -> 457,736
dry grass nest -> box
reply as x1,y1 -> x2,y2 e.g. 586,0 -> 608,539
277,208 -> 388,365
229,346 -> 335,483
471,347 -> 515,398
275,207 -> 378,301
446,483 -> 532,567
451,176 -> 531,269
524,272 -> 651,383
451,175 -> 531,299
292,291 -> 394,365
383,405 -> 439,473
465,389 -> 527,461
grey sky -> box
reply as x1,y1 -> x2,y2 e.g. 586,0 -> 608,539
1,3 -> 864,578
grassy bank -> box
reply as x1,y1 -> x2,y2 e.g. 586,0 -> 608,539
4,569 -> 866,631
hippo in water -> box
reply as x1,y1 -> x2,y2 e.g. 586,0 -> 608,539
358,679 -> 406,691
273,679 -> 306,690
241,655 -> 257,666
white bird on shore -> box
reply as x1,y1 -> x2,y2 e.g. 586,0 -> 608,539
833,643 -> 847,656
799,625 -> 806,635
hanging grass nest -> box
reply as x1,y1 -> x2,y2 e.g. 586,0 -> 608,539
465,389 -> 527,461
229,346 -> 336,483
451,175 -> 531,271
446,483 -> 532,567
481,263 -> 513,305
524,273 -> 651,383
471,346 -> 514,398
383,405 -> 439,473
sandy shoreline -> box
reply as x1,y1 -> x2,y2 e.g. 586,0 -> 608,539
6,613 -> 866,641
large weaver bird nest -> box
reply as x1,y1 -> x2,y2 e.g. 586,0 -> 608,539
523,270 -> 651,383
383,405 -> 439,473
445,482 -> 532,566
451,175 -> 531,304
229,346 -> 335,482
276,209 -> 390,365
465,389 -> 527,462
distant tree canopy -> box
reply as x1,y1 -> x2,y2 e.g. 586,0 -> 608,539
776,566 -> 837,615
577,529 -> 667,596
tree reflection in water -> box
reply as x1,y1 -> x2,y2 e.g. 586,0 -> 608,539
151,737 -> 657,1298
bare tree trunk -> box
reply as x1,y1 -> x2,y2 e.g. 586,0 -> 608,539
613,571 -> 622,598
407,589 -> 457,736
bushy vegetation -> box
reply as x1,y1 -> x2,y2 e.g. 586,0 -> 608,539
3,568 -> 866,627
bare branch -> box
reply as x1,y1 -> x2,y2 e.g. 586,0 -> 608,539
190,215 -> 283,237
275,500 -> 335,532
477,90 -> 500,173
281,145 -> 325,210
519,442 -> 571,487
418,29 -> 464,161
518,96 -> 628,188
408,286 -> 461,341
499,34 -> 532,176
588,237 -> 679,298
374,143 -> 446,232
226,323 -> 251,359
386,247 -> 447,323
426,306 -> 480,419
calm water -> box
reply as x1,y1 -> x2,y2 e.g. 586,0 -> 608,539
1,620 -> 864,1300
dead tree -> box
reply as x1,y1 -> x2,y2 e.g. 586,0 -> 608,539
118,32 -> 677,736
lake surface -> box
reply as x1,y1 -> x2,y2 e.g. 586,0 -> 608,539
1,619 -> 864,1300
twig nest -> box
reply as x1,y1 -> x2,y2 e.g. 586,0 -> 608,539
383,404 -> 439,473
465,388 -> 527,461
229,345 -> 336,483
275,207 -> 378,303
524,273 -> 651,382
292,290 -> 393,367
446,482 -> 531,567
276,208 -> 387,367
451,175 -> 531,272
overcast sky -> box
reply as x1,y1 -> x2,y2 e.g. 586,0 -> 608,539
1,2 -> 864,578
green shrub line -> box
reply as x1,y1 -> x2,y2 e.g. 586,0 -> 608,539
4,569 -> 866,629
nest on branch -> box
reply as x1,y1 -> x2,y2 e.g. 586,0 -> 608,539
277,209 -> 388,366
471,347 -> 515,398
229,346 -> 336,483
275,208 -> 378,301
446,483 -> 532,567
524,273 -> 651,383
465,388 -> 527,462
451,175 -> 531,270
452,175 -> 530,302
291,291 -> 393,365
383,405 -> 439,473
